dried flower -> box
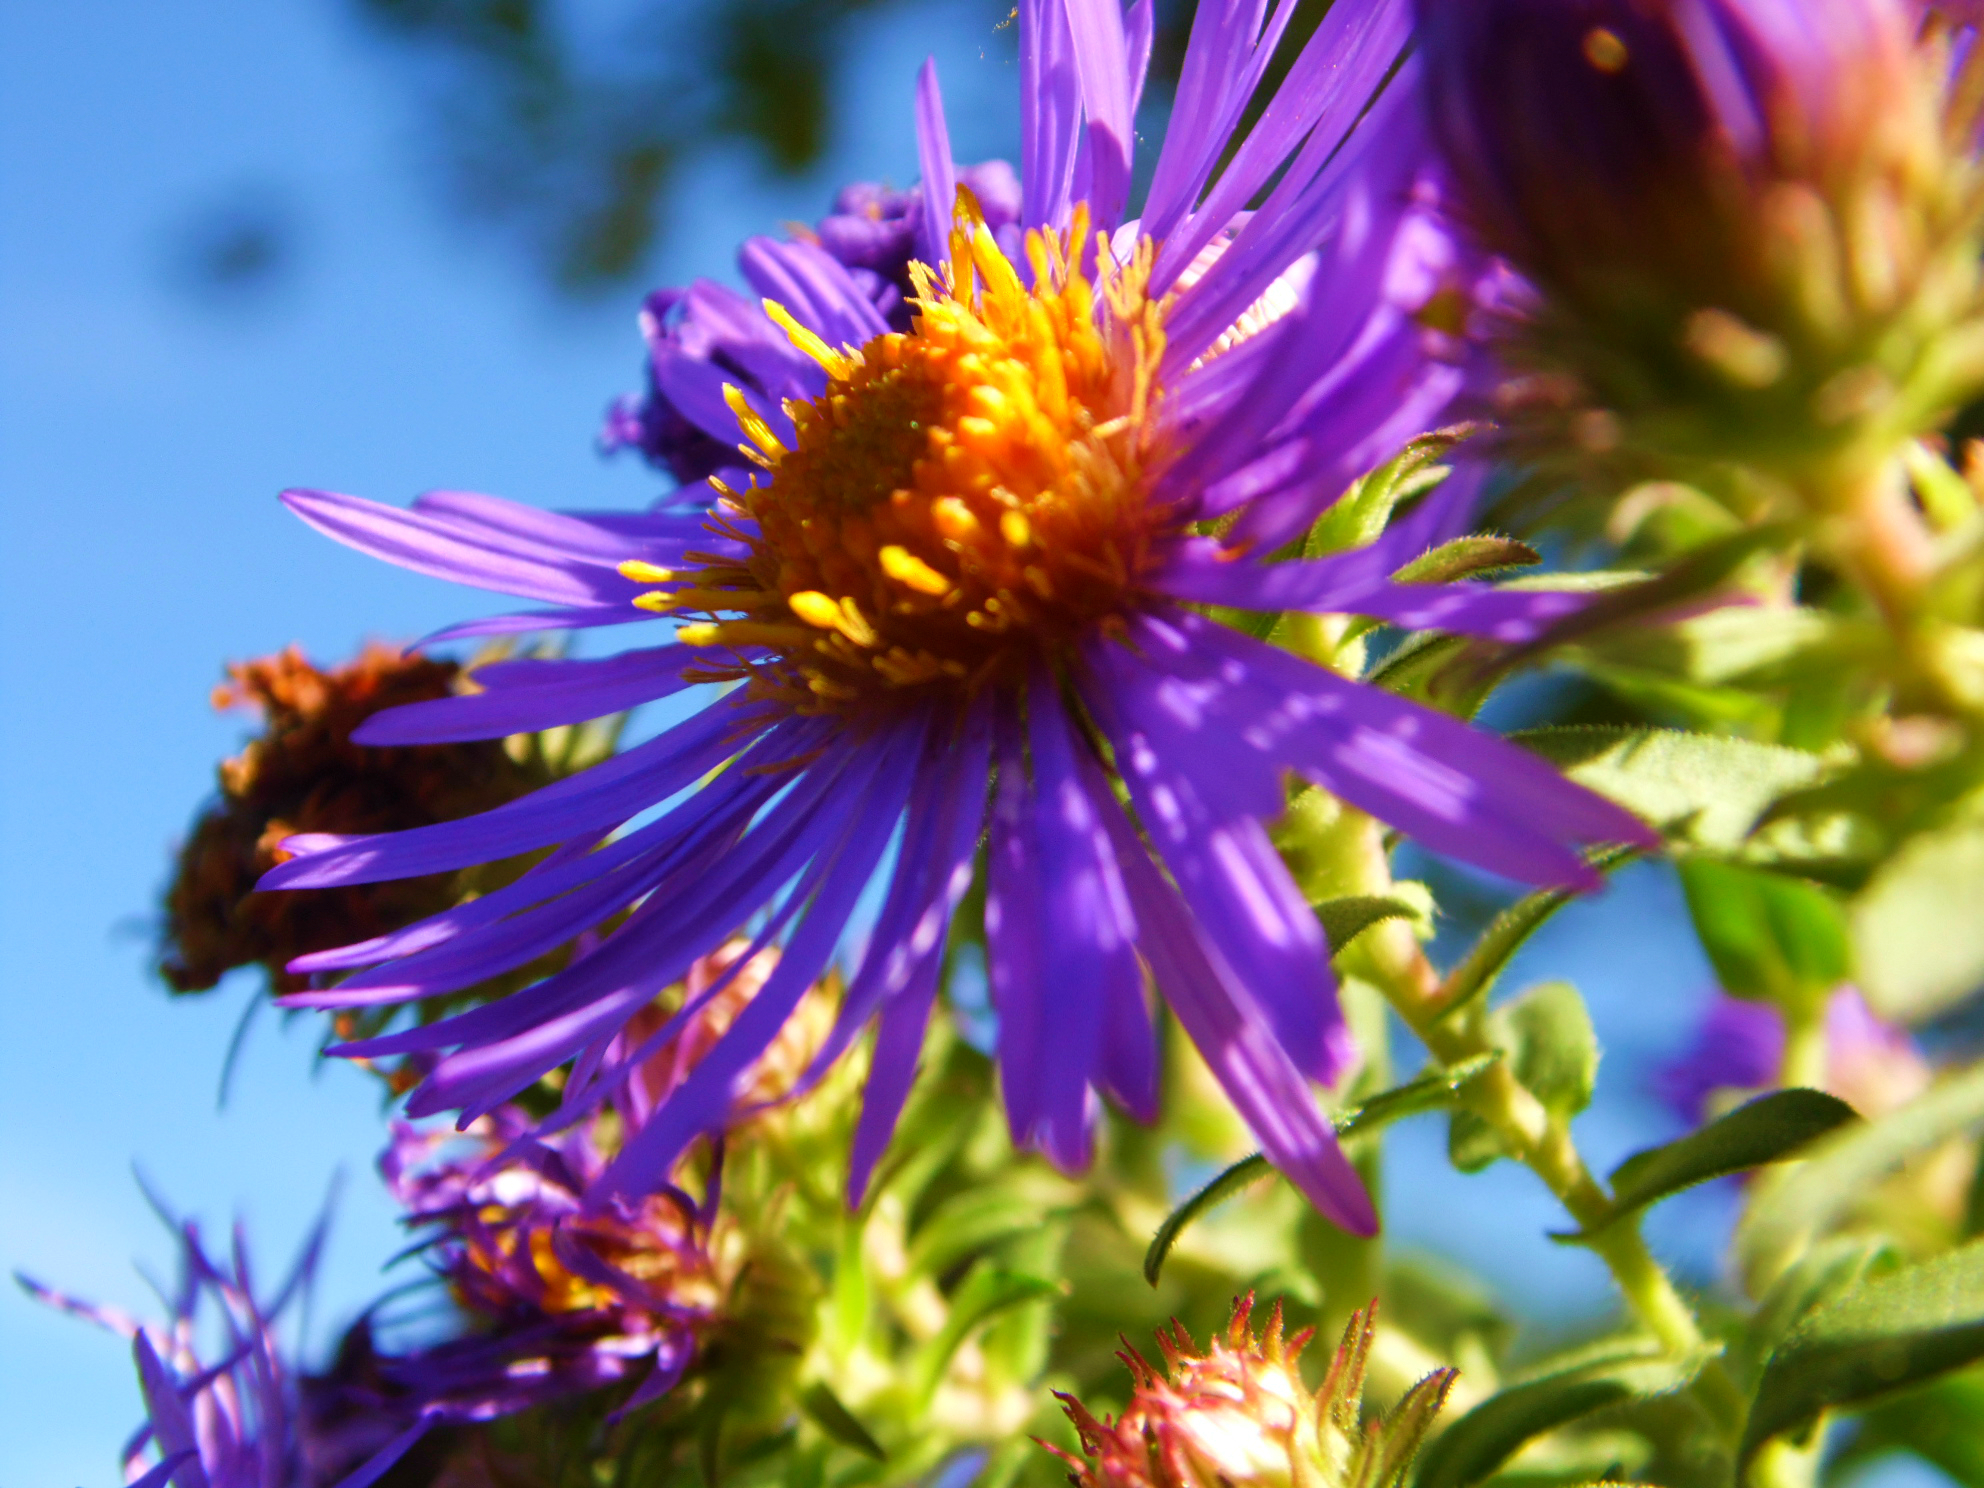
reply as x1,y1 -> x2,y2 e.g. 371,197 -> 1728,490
160,644 -> 544,996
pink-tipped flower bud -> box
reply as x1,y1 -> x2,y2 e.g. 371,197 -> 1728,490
1048,1297 -> 1454,1488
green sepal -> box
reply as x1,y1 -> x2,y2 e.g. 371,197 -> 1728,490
1676,859 -> 1851,1011
1434,844 -> 1640,1022
1410,1341 -> 1713,1488
1741,1241 -> 1984,1468
1143,1055 -> 1502,1284
797,1382 -> 886,1461
1553,1090 -> 1860,1242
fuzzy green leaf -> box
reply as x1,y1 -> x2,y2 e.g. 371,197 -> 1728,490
798,1382 -> 886,1461
1449,983 -> 1597,1172
1737,1063 -> 1984,1288
1390,535 -> 1540,586
1316,895 -> 1420,956
1558,1090 -> 1859,1242
1834,1368 -> 1984,1488
1515,727 -> 1831,852
1677,859 -> 1851,1009
1144,1056 -> 1502,1284
1742,1242 -> 1984,1466
1411,1345 -> 1708,1488
1852,818 -> 1984,1021
1435,846 -> 1640,1021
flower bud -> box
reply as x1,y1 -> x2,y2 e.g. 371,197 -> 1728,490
1421,0 -> 1984,483
1049,1297 -> 1454,1488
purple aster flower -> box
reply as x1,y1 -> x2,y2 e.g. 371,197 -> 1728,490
19,1201 -> 430,1488
1417,0 -> 1983,474
602,154 -> 1022,485
378,1103 -> 721,1423
267,0 -> 1654,1237
1654,986 -> 1930,1122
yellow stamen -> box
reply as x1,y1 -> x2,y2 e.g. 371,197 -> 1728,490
618,559 -> 676,583
763,299 -> 852,379
632,592 -> 677,614
789,591 -> 843,629
676,622 -> 723,647
723,384 -> 786,457
878,545 -> 954,596
999,511 -> 1032,548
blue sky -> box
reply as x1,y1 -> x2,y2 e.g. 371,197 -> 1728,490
0,5 -> 1892,1485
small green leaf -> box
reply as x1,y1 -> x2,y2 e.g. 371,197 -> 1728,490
1144,1056 -> 1502,1284
1449,984 -> 1596,1173
1411,1344 -> 1709,1488
1558,1090 -> 1860,1241
1742,1242 -> 1984,1466
1390,535 -> 1540,585
1738,1063 -> 1984,1288
905,1177 -> 1072,1279
1316,895 -> 1419,956
798,1382 -> 886,1461
1515,727 -> 1831,853
912,1265 -> 1060,1404
1677,860 -> 1851,1009
1852,818 -> 1984,1022
1732,1236 -> 1898,1388
1435,846 -> 1640,1021
1366,631 -> 1501,718
1304,428 -> 1468,558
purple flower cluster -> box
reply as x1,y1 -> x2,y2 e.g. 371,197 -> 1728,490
20,1206 -> 429,1488
264,0 -> 1655,1239
379,1105 -> 720,1424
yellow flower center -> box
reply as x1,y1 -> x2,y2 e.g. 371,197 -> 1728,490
622,197 -> 1171,713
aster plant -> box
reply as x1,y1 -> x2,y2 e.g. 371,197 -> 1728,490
41,2 -> 1984,1487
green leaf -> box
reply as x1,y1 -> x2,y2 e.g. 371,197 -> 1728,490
1737,1062 -> 1984,1288
1557,1090 -> 1860,1241
911,1264 -> 1060,1405
1304,428 -> 1468,559
1732,1236 -> 1898,1388
798,1382 -> 886,1461
1390,535 -> 1539,585
1450,984 -> 1596,1173
1367,631 -> 1502,718
905,1176 -> 1072,1280
1852,818 -> 1984,1021
1677,860 -> 1851,1009
1742,1241 -> 1984,1466
1316,895 -> 1419,956
1435,846 -> 1640,1021
1411,1344 -> 1709,1488
1834,1367 -> 1984,1488
1143,1055 -> 1502,1284
1515,726 -> 1833,852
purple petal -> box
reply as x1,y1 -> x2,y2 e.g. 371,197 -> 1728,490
915,59 -> 959,266
355,645 -> 701,745
1099,802 -> 1377,1234
1022,0 -> 1083,229
1065,0 -> 1135,226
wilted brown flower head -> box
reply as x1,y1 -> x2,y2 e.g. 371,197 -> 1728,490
1049,1297 -> 1455,1488
160,643 -> 545,996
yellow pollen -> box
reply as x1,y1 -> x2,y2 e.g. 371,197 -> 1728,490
789,590 -> 843,628
879,544 -> 954,595
618,559 -> 676,583
632,591 -> 677,613
667,193 -> 1173,714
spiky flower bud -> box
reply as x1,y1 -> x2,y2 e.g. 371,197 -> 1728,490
1422,0 -> 1984,488
1048,1298 -> 1455,1488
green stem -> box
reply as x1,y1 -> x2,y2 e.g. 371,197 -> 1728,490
1335,811 -> 1749,1432
1779,1002 -> 1830,1092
